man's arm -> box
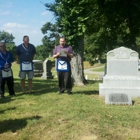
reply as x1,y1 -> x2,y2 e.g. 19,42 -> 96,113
53,52 -> 61,58
64,51 -> 74,58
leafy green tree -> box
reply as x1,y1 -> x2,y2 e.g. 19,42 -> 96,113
34,45 -> 50,60
84,0 -> 140,64
37,22 -> 60,60
44,0 -> 95,85
0,31 -> 16,61
97,0 -> 140,51
0,31 -> 15,43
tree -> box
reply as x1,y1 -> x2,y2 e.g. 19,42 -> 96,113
44,0 -> 95,86
0,31 -> 16,61
0,31 -> 15,43
83,0 -> 140,64
97,0 -> 140,51
40,22 -> 60,59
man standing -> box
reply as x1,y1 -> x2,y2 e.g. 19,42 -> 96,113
53,37 -> 74,94
0,42 -> 15,97
16,35 -> 36,94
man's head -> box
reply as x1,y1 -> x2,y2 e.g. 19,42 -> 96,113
59,36 -> 66,47
0,42 -> 6,52
23,35 -> 29,45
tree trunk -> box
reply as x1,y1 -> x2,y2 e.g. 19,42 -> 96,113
70,36 -> 86,86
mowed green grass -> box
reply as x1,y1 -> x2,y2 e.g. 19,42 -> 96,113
0,63 -> 140,140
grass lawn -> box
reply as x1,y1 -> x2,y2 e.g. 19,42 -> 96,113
0,63 -> 140,140
92,67 -> 105,72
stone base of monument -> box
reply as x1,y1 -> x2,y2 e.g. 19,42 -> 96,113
34,70 -> 43,77
99,75 -> 140,98
41,72 -> 53,79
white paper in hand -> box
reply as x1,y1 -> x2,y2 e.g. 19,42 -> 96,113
59,49 -> 67,57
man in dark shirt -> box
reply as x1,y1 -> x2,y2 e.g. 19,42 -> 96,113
16,35 -> 36,94
53,36 -> 74,94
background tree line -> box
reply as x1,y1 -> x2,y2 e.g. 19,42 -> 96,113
1,0 -> 140,85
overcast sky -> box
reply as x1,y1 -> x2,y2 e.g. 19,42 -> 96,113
0,0 -> 55,46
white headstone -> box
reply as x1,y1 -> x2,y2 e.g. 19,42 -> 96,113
99,47 -> 140,100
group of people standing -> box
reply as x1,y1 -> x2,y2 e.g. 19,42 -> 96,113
0,36 -> 74,98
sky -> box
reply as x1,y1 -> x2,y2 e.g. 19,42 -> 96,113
0,0 -> 55,46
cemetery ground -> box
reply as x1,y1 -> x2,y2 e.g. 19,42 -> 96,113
0,63 -> 140,140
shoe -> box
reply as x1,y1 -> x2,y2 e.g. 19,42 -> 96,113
1,94 -> 5,98
58,90 -> 64,94
29,91 -> 34,94
67,91 -> 72,95
10,94 -> 16,97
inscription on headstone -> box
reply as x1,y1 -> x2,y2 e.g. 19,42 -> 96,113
33,60 -> 43,77
105,93 -> 132,105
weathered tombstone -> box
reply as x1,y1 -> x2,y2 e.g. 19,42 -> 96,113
41,60 -> 53,79
105,93 -> 132,105
99,47 -> 140,104
33,60 -> 43,77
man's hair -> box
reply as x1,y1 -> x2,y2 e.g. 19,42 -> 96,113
0,42 -> 5,46
23,35 -> 29,40
60,36 -> 66,40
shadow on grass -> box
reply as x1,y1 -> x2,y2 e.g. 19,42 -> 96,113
0,107 -> 16,114
13,78 -> 100,96
0,97 -> 16,104
85,80 -> 101,85
73,90 -> 99,95
0,115 -> 41,134
14,78 -> 58,96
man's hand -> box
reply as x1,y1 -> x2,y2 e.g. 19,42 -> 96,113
53,52 -> 61,58
64,50 -> 68,55
57,52 -> 61,56
64,51 -> 74,58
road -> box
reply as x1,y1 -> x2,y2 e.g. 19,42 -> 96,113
84,65 -> 105,75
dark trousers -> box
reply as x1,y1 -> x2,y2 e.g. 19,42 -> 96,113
57,71 -> 72,92
1,76 -> 15,95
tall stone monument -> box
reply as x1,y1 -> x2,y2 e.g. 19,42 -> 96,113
99,47 -> 140,100
41,60 -> 53,79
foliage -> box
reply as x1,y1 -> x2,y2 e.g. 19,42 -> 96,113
6,44 -> 17,61
0,31 -> 15,43
97,0 -> 140,51
44,0 -> 94,52
34,45 -> 51,61
83,0 -> 140,63
0,31 -> 17,61
35,22 -> 61,61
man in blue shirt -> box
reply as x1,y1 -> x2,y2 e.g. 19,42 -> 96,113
16,35 -> 36,94
0,42 -> 15,98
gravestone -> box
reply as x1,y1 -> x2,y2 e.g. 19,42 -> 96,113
33,60 -> 43,77
41,60 -> 53,79
99,47 -> 140,102
105,93 -> 132,105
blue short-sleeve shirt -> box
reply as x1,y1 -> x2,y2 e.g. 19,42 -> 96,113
16,43 -> 36,62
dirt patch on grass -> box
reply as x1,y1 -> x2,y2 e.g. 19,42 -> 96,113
81,135 -> 98,140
